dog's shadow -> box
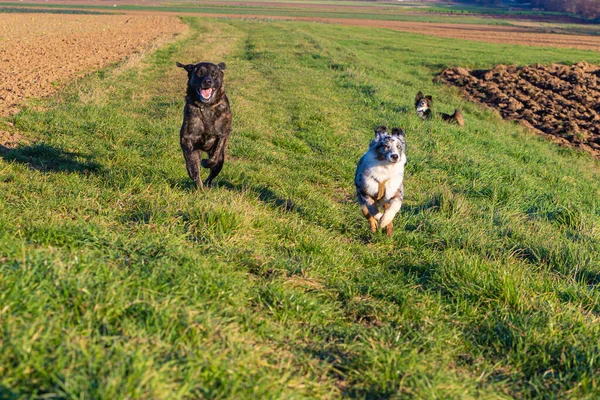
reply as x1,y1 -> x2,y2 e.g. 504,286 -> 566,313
168,177 -> 198,192
168,177 -> 303,215
0,143 -> 102,174
219,180 -> 302,213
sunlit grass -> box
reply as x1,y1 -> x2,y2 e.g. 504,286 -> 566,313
2,16 -> 600,399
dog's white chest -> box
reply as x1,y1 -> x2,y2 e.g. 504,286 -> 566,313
362,154 -> 406,201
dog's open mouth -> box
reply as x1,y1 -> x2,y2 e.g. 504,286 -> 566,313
200,88 -> 213,101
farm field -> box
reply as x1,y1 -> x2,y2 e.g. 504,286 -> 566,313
0,14 -> 187,117
438,63 -> 600,158
2,12 -> 600,400
4,1 -> 600,51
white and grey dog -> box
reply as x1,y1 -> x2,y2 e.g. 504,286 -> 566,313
354,126 -> 406,236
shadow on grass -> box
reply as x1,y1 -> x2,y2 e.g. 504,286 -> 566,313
0,143 -> 102,174
219,180 -> 301,213
577,269 -> 600,286
0,384 -> 19,400
168,176 -> 197,191
299,330 -> 399,398
168,177 -> 302,215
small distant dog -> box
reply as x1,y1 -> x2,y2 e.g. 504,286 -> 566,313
415,91 -> 464,126
355,126 -> 407,237
177,61 -> 231,188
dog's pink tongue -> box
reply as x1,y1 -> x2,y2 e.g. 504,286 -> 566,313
201,88 -> 212,98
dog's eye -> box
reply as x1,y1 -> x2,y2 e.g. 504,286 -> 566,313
211,71 -> 217,77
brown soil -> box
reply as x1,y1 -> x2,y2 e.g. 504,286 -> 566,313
437,62 -> 600,157
0,14 -> 187,116
0,130 -> 30,149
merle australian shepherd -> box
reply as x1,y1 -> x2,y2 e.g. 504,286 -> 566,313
355,126 -> 407,237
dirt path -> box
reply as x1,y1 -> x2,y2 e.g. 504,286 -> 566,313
0,14 -> 187,116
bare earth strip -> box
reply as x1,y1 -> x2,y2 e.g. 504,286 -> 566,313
0,14 -> 187,116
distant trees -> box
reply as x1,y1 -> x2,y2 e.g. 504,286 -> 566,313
453,0 -> 600,19
534,0 -> 600,18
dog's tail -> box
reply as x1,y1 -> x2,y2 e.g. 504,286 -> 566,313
442,108 -> 465,126
452,109 -> 465,127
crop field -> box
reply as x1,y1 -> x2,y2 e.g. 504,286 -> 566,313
2,10 -> 600,400
4,0 -> 600,51
0,14 -> 187,117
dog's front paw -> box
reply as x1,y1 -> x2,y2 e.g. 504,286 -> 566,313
201,158 -> 217,168
379,213 -> 394,229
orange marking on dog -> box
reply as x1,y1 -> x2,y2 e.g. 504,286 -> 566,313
377,179 -> 388,201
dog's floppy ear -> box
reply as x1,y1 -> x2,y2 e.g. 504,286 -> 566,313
391,128 -> 405,137
415,91 -> 423,103
425,95 -> 433,105
374,125 -> 388,139
176,62 -> 195,73
217,62 -> 226,71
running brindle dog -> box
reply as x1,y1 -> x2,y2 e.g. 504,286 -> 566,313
177,61 -> 231,188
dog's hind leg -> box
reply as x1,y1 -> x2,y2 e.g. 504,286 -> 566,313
383,203 -> 393,237
204,140 -> 229,186
201,135 -> 229,169
357,190 -> 380,232
361,204 -> 378,233
181,139 -> 203,188
380,199 -> 400,236
204,155 -> 224,187
380,185 -> 403,236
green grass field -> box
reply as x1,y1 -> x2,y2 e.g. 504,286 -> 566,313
3,16 -> 600,399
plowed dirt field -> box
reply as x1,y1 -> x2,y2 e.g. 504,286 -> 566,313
438,62 -> 600,157
0,14 -> 187,116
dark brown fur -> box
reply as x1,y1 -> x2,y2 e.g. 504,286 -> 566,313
441,109 -> 465,126
177,61 -> 231,188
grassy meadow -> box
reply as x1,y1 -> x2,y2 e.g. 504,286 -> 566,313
3,16 -> 600,399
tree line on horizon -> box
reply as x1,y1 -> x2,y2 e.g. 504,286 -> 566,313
451,0 -> 600,19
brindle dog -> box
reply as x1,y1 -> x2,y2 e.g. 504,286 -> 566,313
177,61 -> 231,188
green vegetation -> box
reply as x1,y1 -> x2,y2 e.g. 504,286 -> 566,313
0,6 -> 110,14
3,16 -> 600,398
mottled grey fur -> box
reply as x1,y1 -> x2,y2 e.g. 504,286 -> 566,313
355,126 -> 407,236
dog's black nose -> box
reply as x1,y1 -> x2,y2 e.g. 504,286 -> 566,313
391,154 -> 399,161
